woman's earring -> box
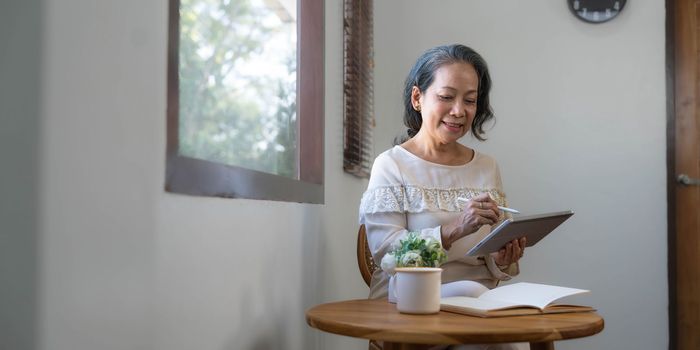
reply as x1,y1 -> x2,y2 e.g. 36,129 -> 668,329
415,105 -> 421,112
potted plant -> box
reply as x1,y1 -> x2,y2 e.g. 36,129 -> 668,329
380,232 -> 448,314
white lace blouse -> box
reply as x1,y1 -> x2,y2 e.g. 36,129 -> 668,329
359,145 -> 519,299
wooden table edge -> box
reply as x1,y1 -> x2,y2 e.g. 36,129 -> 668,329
305,299 -> 604,345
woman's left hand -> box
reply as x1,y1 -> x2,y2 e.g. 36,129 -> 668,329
491,237 -> 526,266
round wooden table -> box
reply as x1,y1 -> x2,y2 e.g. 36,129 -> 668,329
305,299 -> 604,350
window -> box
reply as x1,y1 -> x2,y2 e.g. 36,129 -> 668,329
166,0 -> 324,203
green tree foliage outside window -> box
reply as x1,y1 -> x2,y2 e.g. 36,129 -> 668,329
179,0 -> 298,178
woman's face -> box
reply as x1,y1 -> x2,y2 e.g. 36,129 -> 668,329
412,62 -> 479,145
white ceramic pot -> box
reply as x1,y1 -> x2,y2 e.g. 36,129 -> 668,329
393,267 -> 442,314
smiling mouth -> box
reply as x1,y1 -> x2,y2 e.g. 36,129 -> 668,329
442,121 -> 464,131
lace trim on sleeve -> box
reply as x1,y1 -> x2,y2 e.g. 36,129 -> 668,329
360,185 -> 506,214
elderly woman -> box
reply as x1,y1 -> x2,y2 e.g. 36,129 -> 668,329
360,43 -> 526,302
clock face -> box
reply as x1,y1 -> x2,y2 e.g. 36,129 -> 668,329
568,0 -> 627,24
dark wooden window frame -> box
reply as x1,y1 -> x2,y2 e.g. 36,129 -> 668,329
165,0 -> 324,203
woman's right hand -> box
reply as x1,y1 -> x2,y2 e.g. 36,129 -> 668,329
441,193 -> 500,249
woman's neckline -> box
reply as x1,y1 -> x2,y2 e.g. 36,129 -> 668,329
395,144 -> 477,167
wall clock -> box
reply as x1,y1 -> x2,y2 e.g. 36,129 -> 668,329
568,0 -> 627,24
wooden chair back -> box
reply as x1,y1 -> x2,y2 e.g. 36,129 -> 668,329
357,224 -> 387,350
356,224 -> 378,286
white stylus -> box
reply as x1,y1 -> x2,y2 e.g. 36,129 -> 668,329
456,197 -> 521,214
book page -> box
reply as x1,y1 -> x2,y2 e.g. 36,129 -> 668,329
479,282 -> 589,310
440,296 -> 526,314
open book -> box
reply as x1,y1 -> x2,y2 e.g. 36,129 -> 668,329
440,282 -> 594,318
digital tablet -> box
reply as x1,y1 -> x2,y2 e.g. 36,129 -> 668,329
466,211 -> 574,256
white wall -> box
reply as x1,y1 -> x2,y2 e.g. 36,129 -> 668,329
374,1 -> 667,350
32,0 -> 367,350
1,1 -> 667,349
